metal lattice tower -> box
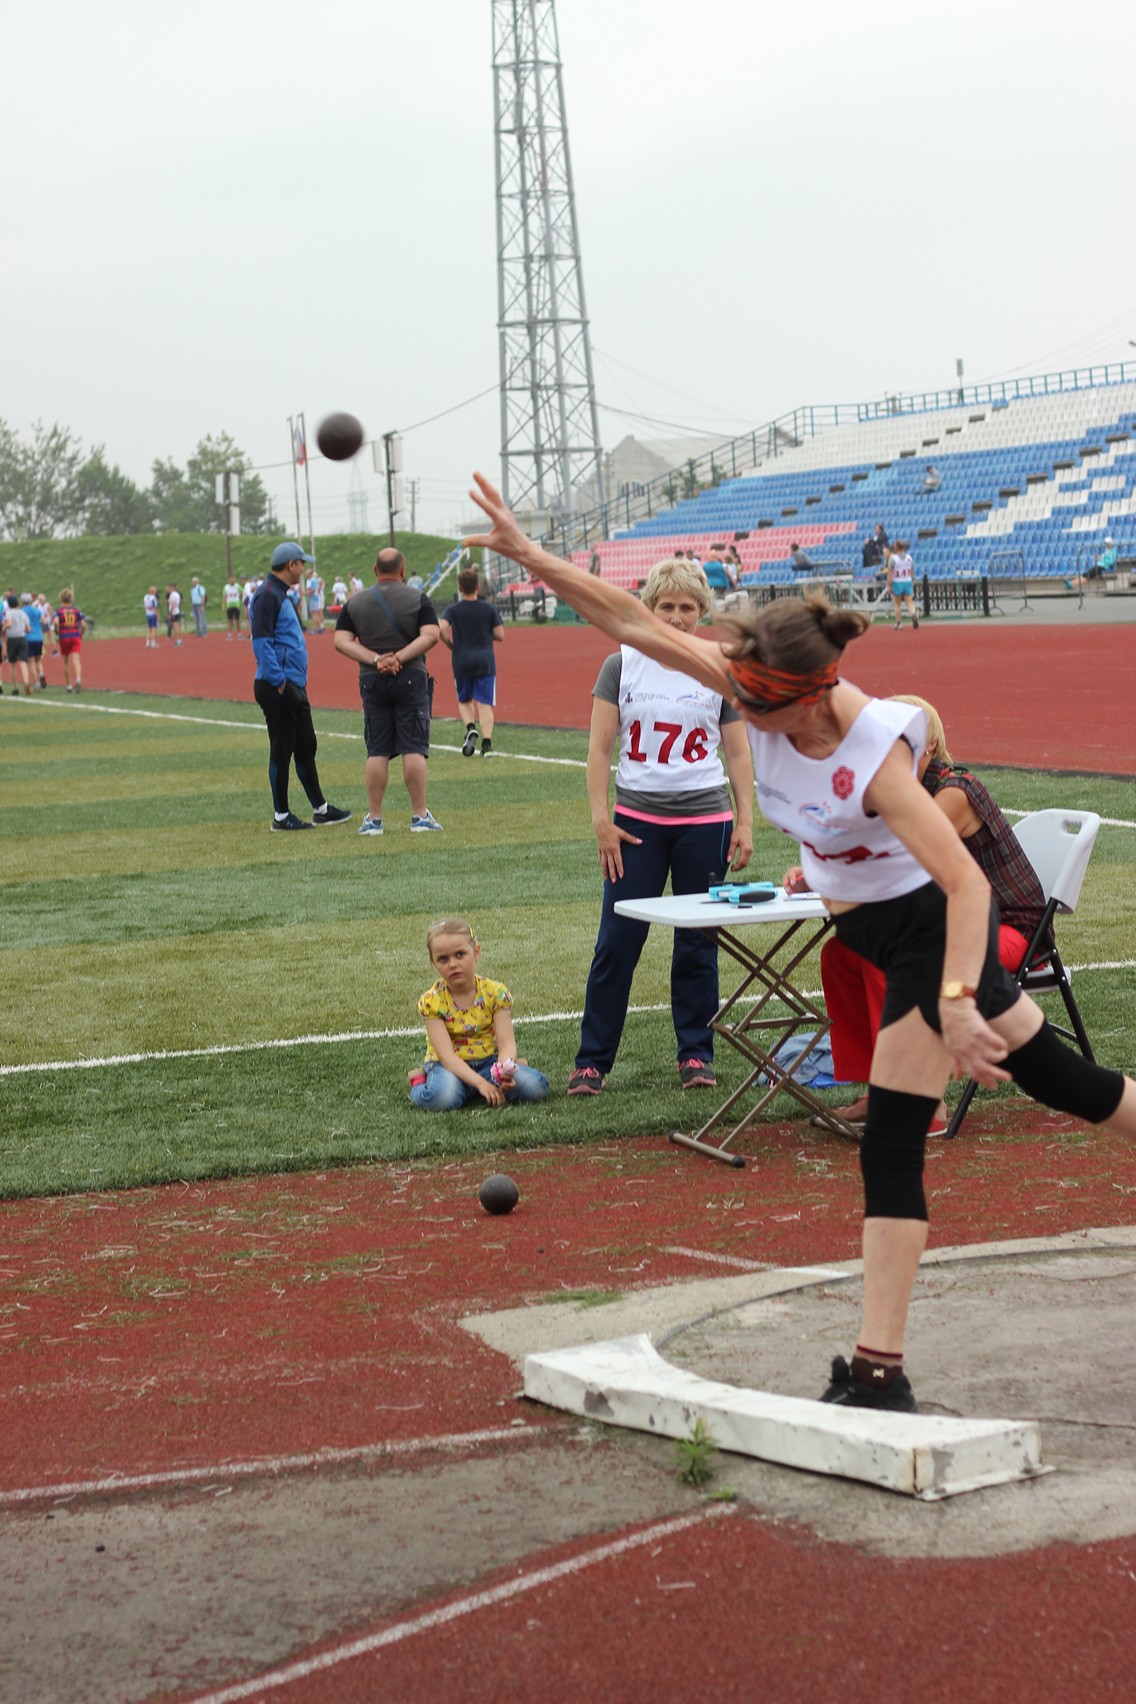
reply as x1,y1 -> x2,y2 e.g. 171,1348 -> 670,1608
492,0 -> 605,540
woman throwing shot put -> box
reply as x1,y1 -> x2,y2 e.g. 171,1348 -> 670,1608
466,471 -> 1136,1413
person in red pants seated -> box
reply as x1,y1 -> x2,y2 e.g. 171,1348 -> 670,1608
788,695 -> 1049,1135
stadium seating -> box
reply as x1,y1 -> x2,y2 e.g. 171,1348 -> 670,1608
566,380 -> 1136,590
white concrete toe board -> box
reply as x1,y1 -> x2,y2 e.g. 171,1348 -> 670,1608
524,1334 -> 1047,1501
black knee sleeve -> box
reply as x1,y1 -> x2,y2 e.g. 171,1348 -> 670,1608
1006,1020 -> 1126,1125
858,1086 -> 940,1221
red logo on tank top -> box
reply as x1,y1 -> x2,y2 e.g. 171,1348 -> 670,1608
832,766 -> 854,800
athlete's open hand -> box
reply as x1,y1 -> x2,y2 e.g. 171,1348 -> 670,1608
464,473 -> 533,567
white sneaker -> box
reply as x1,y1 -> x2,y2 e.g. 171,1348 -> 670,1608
410,811 -> 443,833
358,815 -> 383,836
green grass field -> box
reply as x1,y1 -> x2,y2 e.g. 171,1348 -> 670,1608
2,690 -> 1133,1200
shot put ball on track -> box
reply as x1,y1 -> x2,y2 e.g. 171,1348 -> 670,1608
316,412 -> 365,461
478,1174 -> 520,1216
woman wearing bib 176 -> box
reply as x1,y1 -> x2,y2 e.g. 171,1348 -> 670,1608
466,471 -> 1136,1412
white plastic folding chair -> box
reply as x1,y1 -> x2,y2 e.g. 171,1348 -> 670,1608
944,809 -> 1102,1139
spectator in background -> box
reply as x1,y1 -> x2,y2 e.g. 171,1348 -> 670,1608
441,566 -> 505,758
724,544 -> 743,587
53,588 -> 86,692
920,464 -> 941,494
1072,535 -> 1119,590
349,570 -> 365,596
242,574 -> 258,629
190,576 -> 208,637
223,573 -> 243,639
874,522 -> 890,556
861,533 -> 882,572
167,584 -> 184,644
22,594 -> 45,688
2,595 -> 32,695
887,540 -> 919,630
305,566 -> 325,632
702,544 -> 731,596
144,586 -> 160,648
790,542 -> 816,575
334,547 -> 443,836
589,548 -> 602,577
250,542 -> 352,833
331,574 -> 349,609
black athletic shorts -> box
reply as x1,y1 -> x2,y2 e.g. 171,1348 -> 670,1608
360,669 -> 431,759
833,880 -> 1021,1035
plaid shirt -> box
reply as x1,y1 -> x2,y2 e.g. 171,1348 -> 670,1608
923,758 -> 1049,946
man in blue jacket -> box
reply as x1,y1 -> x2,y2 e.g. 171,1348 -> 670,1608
251,542 -> 352,832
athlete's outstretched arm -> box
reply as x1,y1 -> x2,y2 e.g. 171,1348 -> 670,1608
465,472 -> 732,697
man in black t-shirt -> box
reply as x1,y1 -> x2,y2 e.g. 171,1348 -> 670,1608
440,568 -> 505,756
333,548 -> 442,835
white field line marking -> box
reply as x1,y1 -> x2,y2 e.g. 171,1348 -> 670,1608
4,960 -> 1134,1077
662,1247 -> 770,1271
0,1423 -> 551,1509
5,696 -> 586,766
0,1005 -> 668,1076
182,1505 -> 732,1704
18,699 -> 1136,804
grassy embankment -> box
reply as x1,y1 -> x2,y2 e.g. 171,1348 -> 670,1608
0,531 -> 463,634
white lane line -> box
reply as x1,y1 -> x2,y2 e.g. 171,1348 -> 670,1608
3,961 -> 1133,1077
0,1424 -> 552,1509
16,699 -> 1136,801
3,696 -> 586,766
662,1247 -> 769,1271
181,1505 -> 732,1704
0,1005 -> 670,1076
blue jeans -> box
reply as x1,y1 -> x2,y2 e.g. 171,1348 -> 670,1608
409,1056 -> 550,1111
575,813 -> 733,1074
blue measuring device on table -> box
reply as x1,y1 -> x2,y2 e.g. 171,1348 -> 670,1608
708,881 -> 779,906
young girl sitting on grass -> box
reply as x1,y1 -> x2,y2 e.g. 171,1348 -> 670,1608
409,918 -> 549,1111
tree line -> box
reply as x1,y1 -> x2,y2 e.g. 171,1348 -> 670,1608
0,421 -> 280,541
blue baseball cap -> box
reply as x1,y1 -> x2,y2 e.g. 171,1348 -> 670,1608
270,542 -> 316,569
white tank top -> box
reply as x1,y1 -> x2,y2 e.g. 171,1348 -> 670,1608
615,647 -> 727,797
748,696 -> 929,902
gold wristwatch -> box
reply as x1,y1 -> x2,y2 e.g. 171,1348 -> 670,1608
940,980 -> 977,1001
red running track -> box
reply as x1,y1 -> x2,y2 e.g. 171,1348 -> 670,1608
76,619 -> 1134,774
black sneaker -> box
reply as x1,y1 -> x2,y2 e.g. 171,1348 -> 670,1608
678,1057 -> 717,1089
818,1355 -> 917,1412
312,804 -> 353,826
271,813 -> 312,832
567,1066 -> 605,1096
461,727 -> 478,757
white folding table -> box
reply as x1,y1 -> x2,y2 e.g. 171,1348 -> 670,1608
612,890 -> 860,1165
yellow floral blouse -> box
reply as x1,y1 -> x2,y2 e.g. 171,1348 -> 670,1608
418,976 -> 512,1063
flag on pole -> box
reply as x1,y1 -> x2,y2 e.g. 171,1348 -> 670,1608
292,418 -> 307,467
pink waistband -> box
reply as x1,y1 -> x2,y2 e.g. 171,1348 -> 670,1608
615,806 -> 733,826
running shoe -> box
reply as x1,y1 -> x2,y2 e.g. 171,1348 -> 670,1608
818,1355 -> 917,1412
678,1058 -> 717,1089
271,813 -> 312,832
461,727 -> 478,757
410,811 -> 444,832
313,804 -> 353,826
913,615 -> 920,630
358,815 -> 384,836
567,1066 -> 605,1096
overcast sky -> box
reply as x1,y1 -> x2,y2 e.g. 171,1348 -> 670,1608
5,0 -> 1135,540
